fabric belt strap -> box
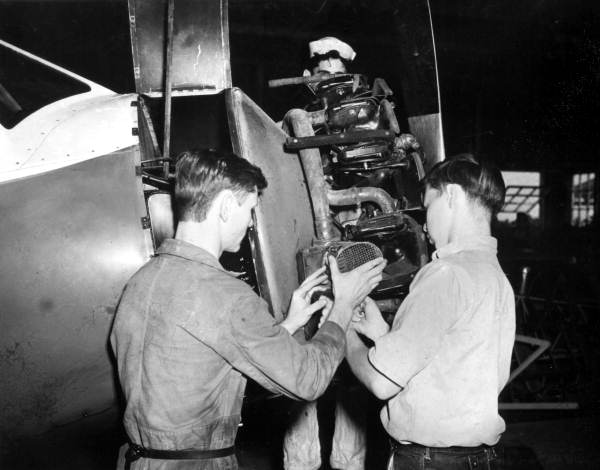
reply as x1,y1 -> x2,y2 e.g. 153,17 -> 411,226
125,442 -> 235,469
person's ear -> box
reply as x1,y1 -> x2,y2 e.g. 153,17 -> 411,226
217,190 -> 235,222
440,185 -> 453,208
446,184 -> 465,209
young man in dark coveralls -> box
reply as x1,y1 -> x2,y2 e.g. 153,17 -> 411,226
346,156 -> 516,469
110,149 -> 386,469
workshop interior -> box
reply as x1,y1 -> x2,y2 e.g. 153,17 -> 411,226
1,1 -> 599,469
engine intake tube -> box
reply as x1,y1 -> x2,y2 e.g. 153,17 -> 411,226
284,109 -> 339,242
327,187 -> 397,214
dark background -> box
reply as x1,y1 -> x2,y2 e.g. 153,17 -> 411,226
2,0 -> 598,282
1,1 -> 600,468
2,0 -> 599,172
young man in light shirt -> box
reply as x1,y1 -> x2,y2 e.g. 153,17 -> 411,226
346,155 -> 515,469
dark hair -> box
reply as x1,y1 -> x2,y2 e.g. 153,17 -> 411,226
423,154 -> 506,215
174,149 -> 267,222
309,50 -> 351,73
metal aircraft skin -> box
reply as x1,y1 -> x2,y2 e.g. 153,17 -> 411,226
0,39 -> 151,442
0,0 -> 443,454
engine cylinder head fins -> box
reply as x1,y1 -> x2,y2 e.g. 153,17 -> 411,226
345,212 -> 410,240
327,241 -> 383,273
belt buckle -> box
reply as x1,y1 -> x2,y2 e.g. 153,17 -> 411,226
125,443 -> 145,463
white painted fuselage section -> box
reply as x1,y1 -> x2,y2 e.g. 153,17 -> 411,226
0,40 -> 138,183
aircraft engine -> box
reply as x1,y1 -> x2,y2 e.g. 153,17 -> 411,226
272,72 -> 430,329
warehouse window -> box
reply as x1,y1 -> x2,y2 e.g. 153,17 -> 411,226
498,172 -> 541,223
571,173 -> 595,227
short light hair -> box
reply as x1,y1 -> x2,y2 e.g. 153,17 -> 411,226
423,154 -> 506,215
174,149 -> 267,222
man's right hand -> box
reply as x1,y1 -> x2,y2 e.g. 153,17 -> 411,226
329,255 -> 386,308
325,256 -> 386,329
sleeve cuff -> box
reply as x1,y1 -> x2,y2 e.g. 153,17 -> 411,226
368,347 -> 407,388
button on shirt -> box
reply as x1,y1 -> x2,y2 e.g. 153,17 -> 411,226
368,236 -> 515,447
110,239 -> 346,469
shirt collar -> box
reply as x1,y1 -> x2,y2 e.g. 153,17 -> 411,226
432,235 -> 497,260
157,238 -> 236,276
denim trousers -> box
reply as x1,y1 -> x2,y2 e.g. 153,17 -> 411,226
389,441 -> 499,470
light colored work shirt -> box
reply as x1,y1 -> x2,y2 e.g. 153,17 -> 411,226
110,239 -> 346,469
368,235 -> 515,447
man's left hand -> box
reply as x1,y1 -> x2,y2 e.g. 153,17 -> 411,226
350,297 -> 390,341
280,267 -> 329,335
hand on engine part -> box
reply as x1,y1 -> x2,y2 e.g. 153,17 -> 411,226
350,297 -> 390,341
396,133 -> 420,150
351,300 -> 367,321
280,266 -> 329,335
328,256 -> 386,311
